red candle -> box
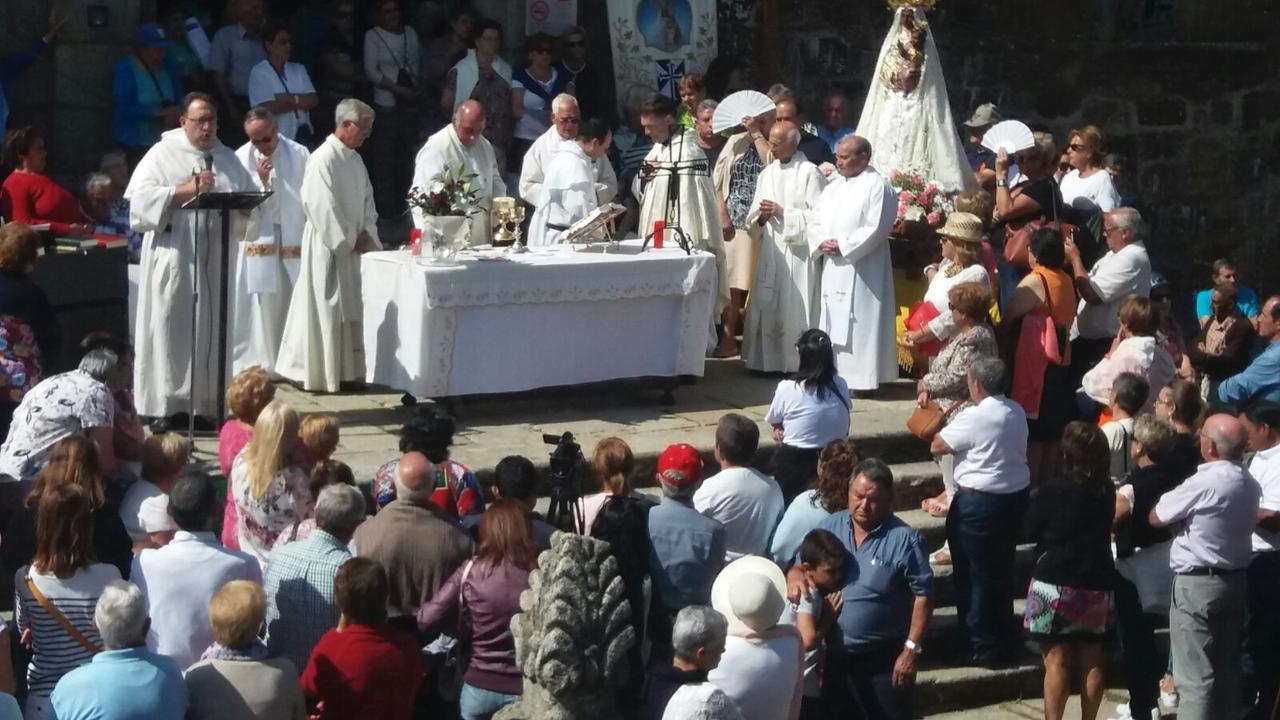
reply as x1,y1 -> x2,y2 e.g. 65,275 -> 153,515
653,220 -> 664,249
409,228 -> 422,256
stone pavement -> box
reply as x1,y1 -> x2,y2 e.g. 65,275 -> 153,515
190,357 -> 917,481
926,692 -> 1131,719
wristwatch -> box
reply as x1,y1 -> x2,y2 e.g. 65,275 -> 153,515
995,178 -> 1007,188
904,639 -> 922,655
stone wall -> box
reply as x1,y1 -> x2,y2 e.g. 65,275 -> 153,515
719,0 -> 1280,298
2,0 -> 155,180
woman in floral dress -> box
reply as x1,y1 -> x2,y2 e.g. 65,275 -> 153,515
231,399 -> 311,570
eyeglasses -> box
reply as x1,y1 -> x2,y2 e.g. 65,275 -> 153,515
1068,143 -> 1087,151
1102,225 -> 1119,235
557,116 -> 580,123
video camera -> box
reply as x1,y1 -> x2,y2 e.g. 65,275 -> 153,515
543,432 -> 586,534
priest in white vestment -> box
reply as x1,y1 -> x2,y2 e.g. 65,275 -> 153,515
518,94 -> 618,207
632,95 -> 727,312
742,122 -> 826,373
527,119 -> 613,247
233,109 -> 310,373
126,94 -> 258,422
412,99 -> 506,245
807,136 -> 898,393
276,99 -> 381,392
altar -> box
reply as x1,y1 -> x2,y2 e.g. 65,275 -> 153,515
361,241 -> 718,398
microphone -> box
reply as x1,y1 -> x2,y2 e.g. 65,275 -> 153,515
203,154 -> 213,172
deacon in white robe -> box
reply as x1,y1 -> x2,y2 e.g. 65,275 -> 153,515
633,102 -> 727,311
807,136 -> 898,392
276,99 -> 381,392
126,96 -> 258,420
741,122 -> 826,373
412,99 -> 506,245
518,94 -> 618,207
527,120 -> 614,247
233,109 -> 310,373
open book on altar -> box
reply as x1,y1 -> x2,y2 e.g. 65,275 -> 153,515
564,203 -> 626,244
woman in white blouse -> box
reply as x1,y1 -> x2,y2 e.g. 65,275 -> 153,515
766,329 -> 851,504
901,211 -> 991,354
248,22 -> 318,143
1059,125 -> 1120,216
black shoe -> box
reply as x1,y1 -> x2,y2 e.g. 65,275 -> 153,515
192,415 -> 218,433
148,413 -> 189,434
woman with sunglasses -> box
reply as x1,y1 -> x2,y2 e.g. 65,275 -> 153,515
993,130 -> 1064,307
1060,125 -> 1120,217
510,33 -> 573,178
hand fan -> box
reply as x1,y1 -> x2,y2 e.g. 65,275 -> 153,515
711,90 -> 776,134
981,120 -> 1035,154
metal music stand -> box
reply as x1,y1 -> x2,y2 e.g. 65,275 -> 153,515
640,132 -> 707,255
181,190 -> 272,440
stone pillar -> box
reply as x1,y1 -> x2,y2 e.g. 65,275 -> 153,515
4,0 -> 154,180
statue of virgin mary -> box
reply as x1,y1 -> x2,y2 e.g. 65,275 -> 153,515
855,2 -> 976,194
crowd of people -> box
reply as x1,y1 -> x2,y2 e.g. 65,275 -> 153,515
0,2 -> 1278,720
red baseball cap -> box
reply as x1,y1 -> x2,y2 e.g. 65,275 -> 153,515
657,443 -> 703,487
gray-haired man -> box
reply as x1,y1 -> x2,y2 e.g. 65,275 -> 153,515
641,605 -> 741,720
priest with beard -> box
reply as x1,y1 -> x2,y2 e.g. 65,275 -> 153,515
276,98 -> 381,392
527,117 -> 613,247
518,93 -> 617,208
807,135 -> 897,396
233,107 -> 310,374
126,92 -> 257,430
412,99 -> 506,245
633,93 -> 728,314
741,121 -> 826,373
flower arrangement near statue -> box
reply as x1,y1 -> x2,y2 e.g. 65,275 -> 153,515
889,168 -> 952,226
406,164 -> 479,263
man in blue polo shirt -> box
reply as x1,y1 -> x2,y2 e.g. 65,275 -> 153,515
791,457 -> 933,720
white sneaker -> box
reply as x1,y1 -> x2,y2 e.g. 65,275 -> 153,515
1105,702 -> 1133,720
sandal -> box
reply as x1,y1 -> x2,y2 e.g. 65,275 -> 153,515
921,494 -> 950,517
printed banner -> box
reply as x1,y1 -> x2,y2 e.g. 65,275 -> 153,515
606,0 -> 717,112
526,0 -> 578,37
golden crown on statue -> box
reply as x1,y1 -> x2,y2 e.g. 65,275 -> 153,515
886,0 -> 938,10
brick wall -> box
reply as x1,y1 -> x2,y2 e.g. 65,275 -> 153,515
718,0 -> 1280,298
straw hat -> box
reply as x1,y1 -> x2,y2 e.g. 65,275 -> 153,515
710,556 -> 787,636
936,212 -> 984,245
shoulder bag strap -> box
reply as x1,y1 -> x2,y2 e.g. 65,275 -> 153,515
24,575 -> 100,655
454,559 -> 474,638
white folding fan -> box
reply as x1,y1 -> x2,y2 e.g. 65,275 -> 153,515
981,120 -> 1035,155
710,90 -> 777,134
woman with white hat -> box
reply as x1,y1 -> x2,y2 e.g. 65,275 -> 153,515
707,556 -> 803,720
900,211 -> 992,356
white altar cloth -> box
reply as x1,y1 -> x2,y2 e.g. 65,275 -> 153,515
362,241 -> 718,397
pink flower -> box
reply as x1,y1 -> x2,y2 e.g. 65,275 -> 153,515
898,190 -> 911,202
897,201 -> 909,218
890,169 -> 901,180
903,191 -> 917,204
927,212 -> 941,226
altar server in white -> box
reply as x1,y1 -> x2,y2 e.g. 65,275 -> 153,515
276,98 -> 381,392
633,94 -> 727,310
807,136 -> 898,393
528,118 -> 613,247
518,94 -> 618,207
742,121 -> 826,373
233,108 -> 309,373
412,99 -> 506,244
127,92 -> 257,424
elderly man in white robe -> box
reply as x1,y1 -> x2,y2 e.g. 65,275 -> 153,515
527,118 -> 613,247
412,99 -> 506,245
807,135 -> 897,395
518,93 -> 618,208
275,98 -> 381,392
741,121 -> 826,373
633,93 -> 728,313
126,92 -> 257,428
233,108 -> 310,373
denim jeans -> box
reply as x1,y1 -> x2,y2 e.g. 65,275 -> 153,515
459,682 -> 519,720
946,487 -> 1028,658
823,639 -> 913,720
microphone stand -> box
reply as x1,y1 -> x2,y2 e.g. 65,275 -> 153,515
640,133 -> 707,255
187,158 -> 208,442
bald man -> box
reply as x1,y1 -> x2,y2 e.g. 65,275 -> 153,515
352,451 -> 473,621
412,99 -> 507,243
741,120 -> 826,373
773,98 -> 833,165
1151,413 -> 1261,720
